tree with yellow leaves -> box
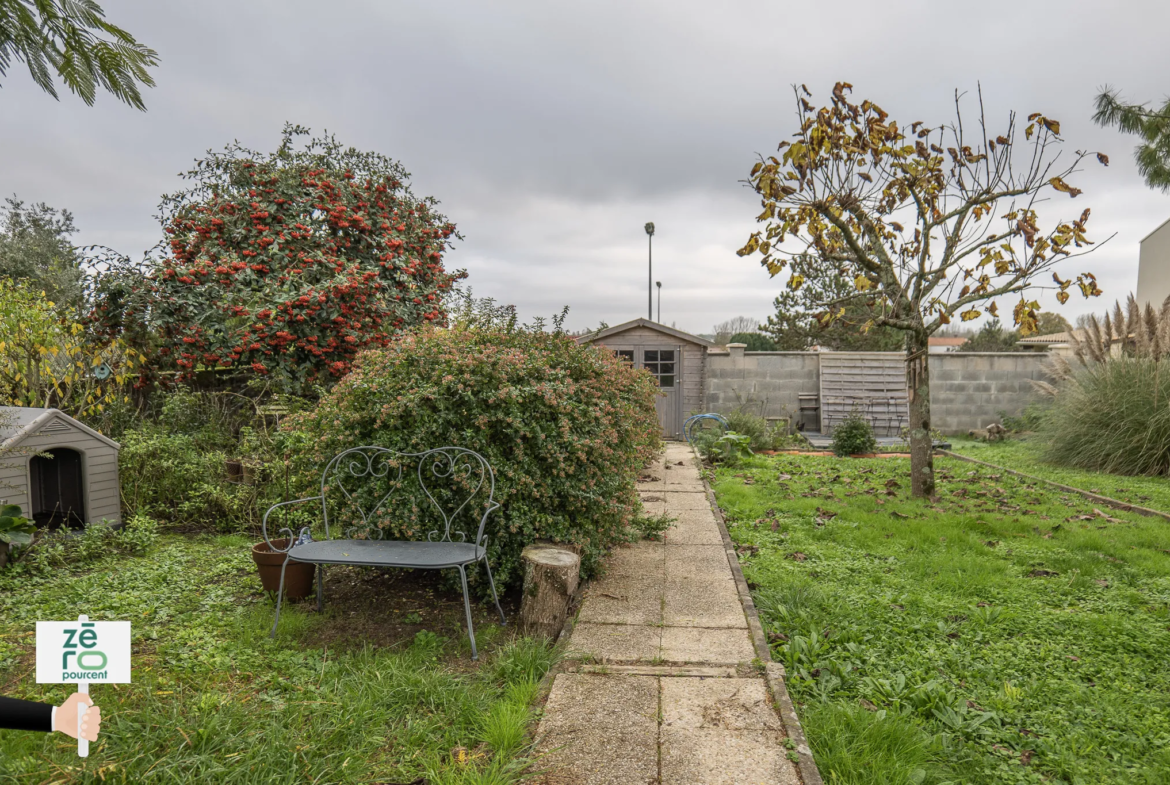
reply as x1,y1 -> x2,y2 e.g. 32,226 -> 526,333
739,82 -> 1109,496
0,279 -> 141,419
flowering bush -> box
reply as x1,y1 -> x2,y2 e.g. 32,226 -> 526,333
282,327 -> 662,589
91,125 -> 463,390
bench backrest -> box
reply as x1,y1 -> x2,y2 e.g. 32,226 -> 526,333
316,446 -> 498,546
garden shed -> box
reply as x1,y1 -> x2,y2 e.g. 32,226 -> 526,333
579,318 -> 712,439
0,407 -> 121,529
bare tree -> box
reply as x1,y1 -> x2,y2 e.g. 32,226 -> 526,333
739,82 -> 1108,496
713,316 -> 763,345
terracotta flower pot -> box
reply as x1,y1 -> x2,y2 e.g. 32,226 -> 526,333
251,539 -> 315,601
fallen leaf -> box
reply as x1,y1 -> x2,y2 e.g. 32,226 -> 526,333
1019,749 -> 1034,766
1066,655 -> 1080,661
1095,579 -> 1109,587
767,631 -> 789,643
1093,508 -> 1123,523
786,552 -> 808,562
777,474 -> 792,482
890,510 -> 909,519
859,698 -> 879,711
1027,569 -> 1059,578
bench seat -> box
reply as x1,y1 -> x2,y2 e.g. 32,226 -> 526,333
288,539 -> 485,569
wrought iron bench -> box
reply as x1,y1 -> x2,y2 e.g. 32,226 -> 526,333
261,446 -> 507,659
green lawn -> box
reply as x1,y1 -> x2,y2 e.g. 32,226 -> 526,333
712,453 -> 1170,785
949,436 -> 1170,514
0,534 -> 552,785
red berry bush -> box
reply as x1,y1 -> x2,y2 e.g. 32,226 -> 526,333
94,125 -> 463,390
281,326 -> 663,590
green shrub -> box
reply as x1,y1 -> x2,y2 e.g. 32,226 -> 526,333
693,429 -> 753,466
831,412 -> 877,457
282,326 -> 662,590
11,515 -> 160,575
999,401 -> 1046,433
692,428 -> 724,464
1040,357 -> 1170,475
118,426 -> 268,530
723,407 -> 794,452
725,408 -> 771,451
114,389 -> 305,530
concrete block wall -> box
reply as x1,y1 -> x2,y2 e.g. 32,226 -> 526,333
705,349 -> 1049,433
928,352 -> 1050,433
706,349 -> 820,421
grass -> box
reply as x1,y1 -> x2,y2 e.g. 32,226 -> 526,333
711,453 -> 1170,785
0,534 -> 555,784
949,435 -> 1170,514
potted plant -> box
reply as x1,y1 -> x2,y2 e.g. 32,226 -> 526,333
251,537 -> 315,601
0,504 -> 36,570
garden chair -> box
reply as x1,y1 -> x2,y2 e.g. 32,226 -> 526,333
261,446 -> 507,659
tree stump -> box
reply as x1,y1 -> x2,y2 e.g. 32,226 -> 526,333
519,544 -> 581,642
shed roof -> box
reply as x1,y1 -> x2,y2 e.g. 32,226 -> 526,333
0,407 -> 120,451
578,318 -> 716,348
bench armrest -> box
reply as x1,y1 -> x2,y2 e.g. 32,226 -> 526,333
261,496 -> 323,553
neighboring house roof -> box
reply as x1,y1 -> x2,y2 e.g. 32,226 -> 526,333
0,407 -> 120,451
577,318 -> 716,348
1018,330 -> 1079,345
928,337 -> 967,347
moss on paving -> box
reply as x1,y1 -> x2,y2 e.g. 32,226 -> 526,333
713,454 -> 1170,785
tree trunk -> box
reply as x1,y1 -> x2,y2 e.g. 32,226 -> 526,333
519,544 -> 580,642
906,333 -> 935,497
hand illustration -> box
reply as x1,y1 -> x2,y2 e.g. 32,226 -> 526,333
53,692 -> 101,742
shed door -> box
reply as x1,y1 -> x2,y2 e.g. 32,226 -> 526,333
29,448 -> 86,530
611,346 -> 684,439
642,346 -> 683,440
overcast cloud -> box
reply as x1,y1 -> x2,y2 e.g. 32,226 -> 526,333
3,0 -> 1168,333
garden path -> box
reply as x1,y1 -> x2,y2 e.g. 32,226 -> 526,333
533,442 -> 803,785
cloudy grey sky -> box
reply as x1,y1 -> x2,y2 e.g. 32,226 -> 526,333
3,0 -> 1169,334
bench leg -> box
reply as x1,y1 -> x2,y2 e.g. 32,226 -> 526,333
316,564 -> 324,613
483,556 -> 506,626
269,557 -> 289,638
458,565 -> 478,661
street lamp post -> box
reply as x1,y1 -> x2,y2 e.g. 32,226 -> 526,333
644,222 -> 655,321
656,281 -> 662,323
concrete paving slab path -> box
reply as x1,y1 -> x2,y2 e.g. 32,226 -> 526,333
534,441 -> 806,785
